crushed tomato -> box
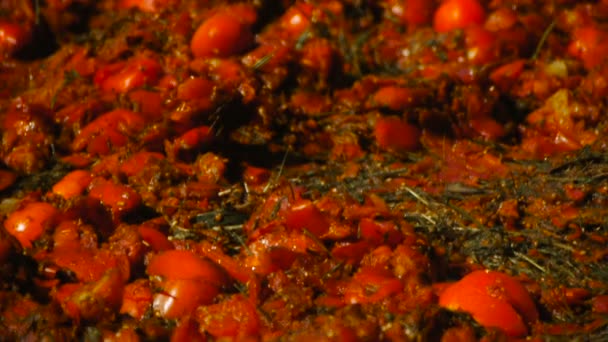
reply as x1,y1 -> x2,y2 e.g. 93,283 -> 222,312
0,0 -> 606,340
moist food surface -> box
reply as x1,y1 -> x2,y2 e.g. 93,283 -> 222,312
0,0 -> 607,340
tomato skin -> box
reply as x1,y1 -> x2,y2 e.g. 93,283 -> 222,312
343,267 -> 403,304
190,12 -> 253,58
196,240 -> 260,303
50,248 -> 131,283
196,295 -> 260,338
0,21 -> 31,56
485,7 -> 518,32
153,278 -> 219,319
88,177 -> 142,218
359,218 -> 403,247
489,59 -> 526,91
280,3 -> 314,37
176,77 -> 214,104
4,202 -> 59,249
284,200 -> 330,237
465,26 -> 497,65
147,249 -> 227,286
371,86 -> 415,111
52,170 -> 92,199
374,116 -> 421,152
129,89 -> 164,120
61,269 -> 125,322
72,109 -> 145,155
331,240 -> 371,265
438,270 -> 538,337
433,0 -> 486,33
138,224 -> 173,252
119,151 -> 164,177
97,57 -> 162,93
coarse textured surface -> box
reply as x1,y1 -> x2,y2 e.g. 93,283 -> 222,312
0,0 -> 607,340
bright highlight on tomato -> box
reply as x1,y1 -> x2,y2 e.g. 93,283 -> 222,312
147,249 -> 226,284
433,0 -> 486,33
190,12 -> 253,58
4,202 -> 59,248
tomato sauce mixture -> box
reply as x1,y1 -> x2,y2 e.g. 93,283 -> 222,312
0,0 -> 607,340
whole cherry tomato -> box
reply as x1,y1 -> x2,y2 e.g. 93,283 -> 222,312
433,0 -> 486,33
190,12 -> 253,58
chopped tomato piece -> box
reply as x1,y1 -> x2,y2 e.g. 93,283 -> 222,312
284,200 -> 330,237
147,249 -> 226,286
4,202 -> 59,248
97,57 -> 162,93
374,116 -> 421,152
120,279 -> 153,320
343,267 -> 403,304
138,224 -> 173,251
61,269 -> 125,322
153,278 -> 220,319
439,270 -> 539,337
52,170 -> 92,199
371,86 -> 415,111
88,177 -> 141,217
